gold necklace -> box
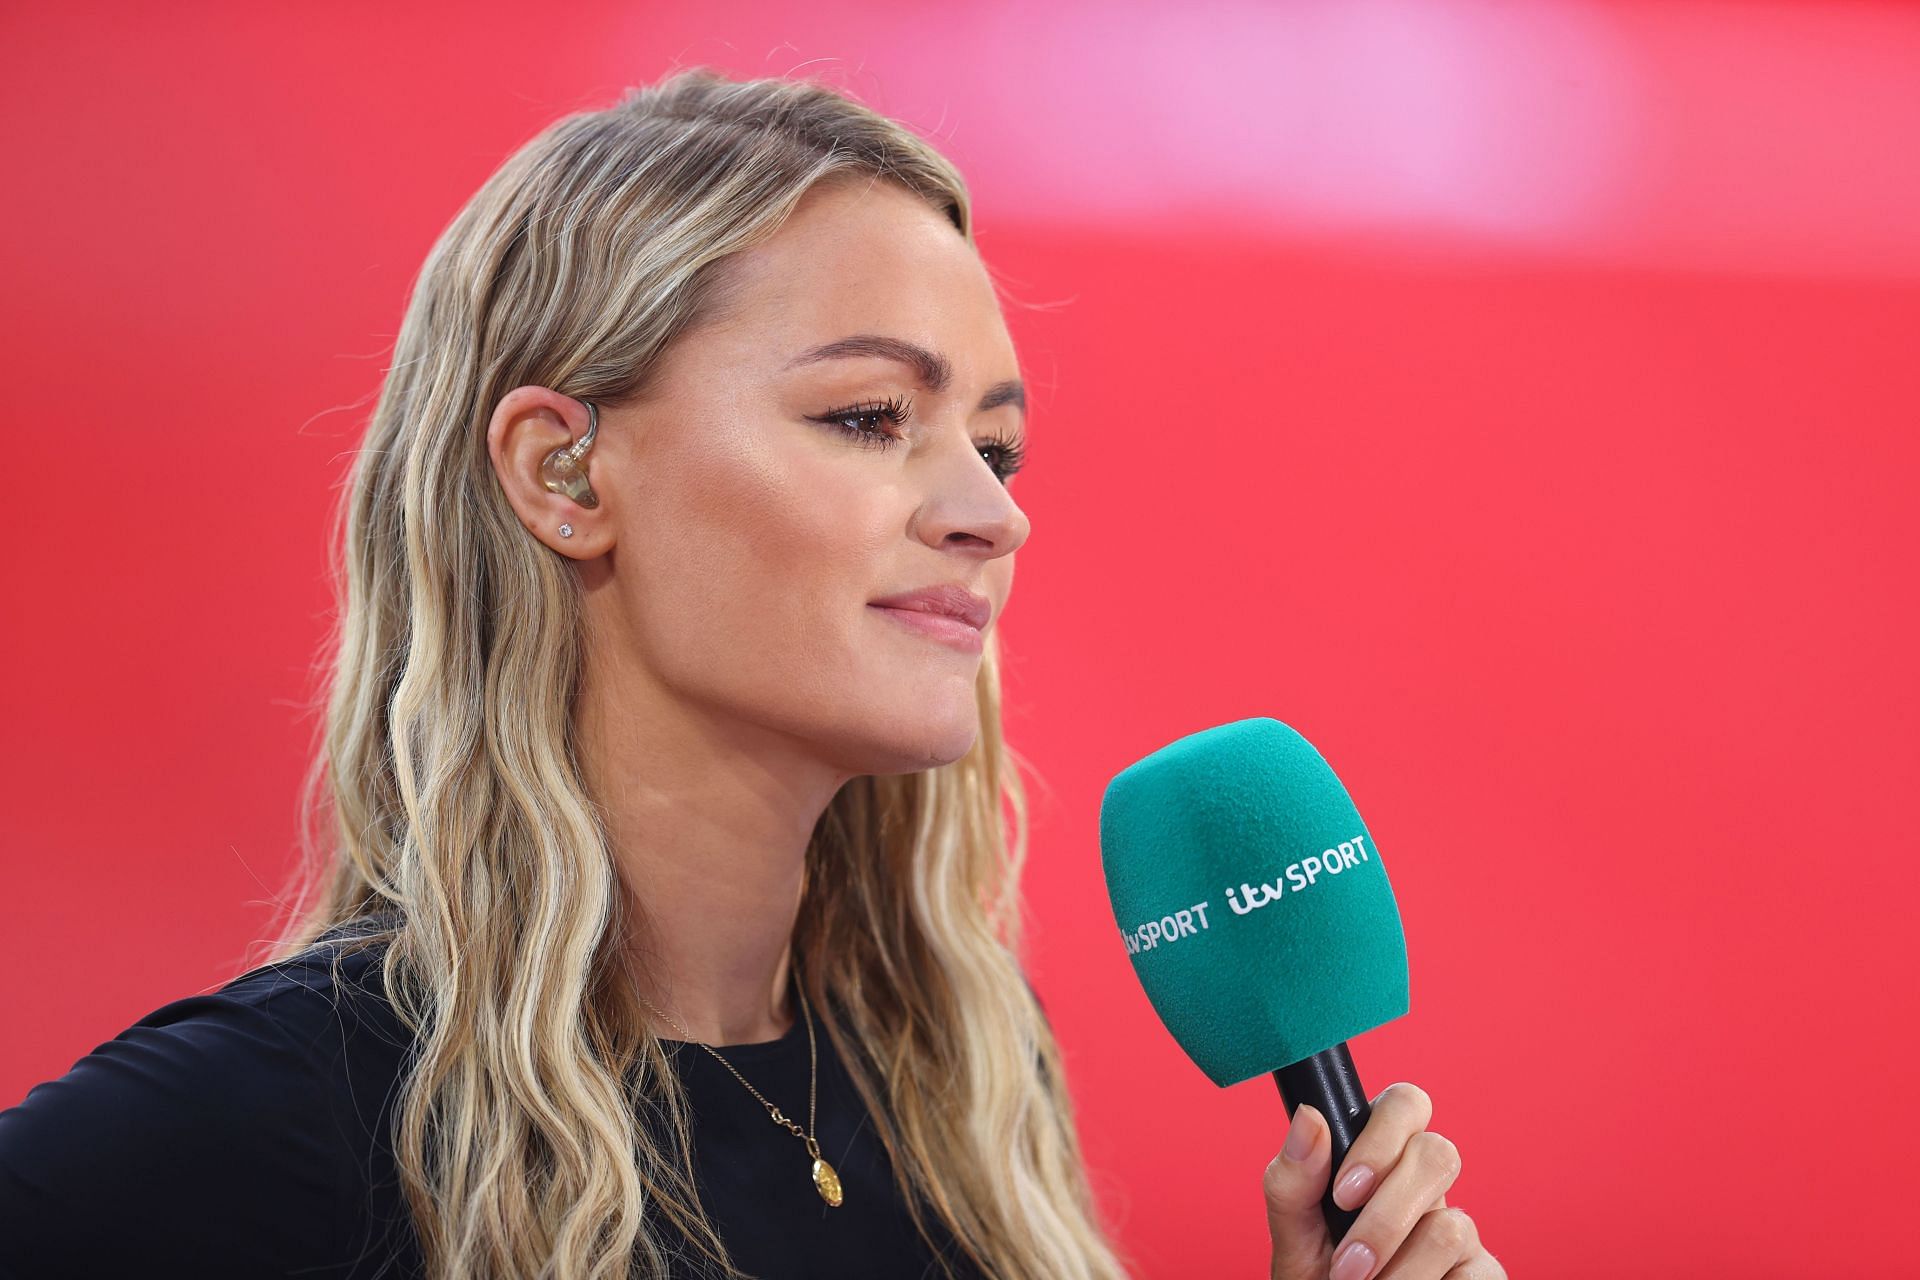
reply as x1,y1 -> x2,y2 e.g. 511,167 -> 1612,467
636,972 -> 844,1208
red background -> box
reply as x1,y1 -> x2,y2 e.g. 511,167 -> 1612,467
3,3 -> 1916,1276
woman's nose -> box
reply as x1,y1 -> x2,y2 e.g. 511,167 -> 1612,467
909,430 -> 1030,556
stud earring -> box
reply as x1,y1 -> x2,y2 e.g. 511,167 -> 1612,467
558,523 -> 574,538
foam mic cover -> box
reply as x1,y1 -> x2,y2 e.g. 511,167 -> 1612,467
1099,716 -> 1410,1240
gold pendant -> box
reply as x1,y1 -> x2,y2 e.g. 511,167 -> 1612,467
812,1156 -> 843,1207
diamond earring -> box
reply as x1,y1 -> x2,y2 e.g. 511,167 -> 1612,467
558,523 -> 574,538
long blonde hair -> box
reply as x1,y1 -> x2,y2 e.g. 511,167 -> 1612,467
263,67 -> 1133,1280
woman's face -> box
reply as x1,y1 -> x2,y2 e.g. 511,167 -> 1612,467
498,178 -> 1031,779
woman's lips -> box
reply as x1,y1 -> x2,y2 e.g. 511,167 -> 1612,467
868,604 -> 985,653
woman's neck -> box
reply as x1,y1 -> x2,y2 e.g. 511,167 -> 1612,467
574,652 -> 854,1046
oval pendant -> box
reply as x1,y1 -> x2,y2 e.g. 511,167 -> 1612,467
812,1156 -> 844,1207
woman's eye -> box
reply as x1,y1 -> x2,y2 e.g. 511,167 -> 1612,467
831,410 -> 899,439
809,394 -> 1025,485
811,395 -> 913,448
979,437 -> 1026,484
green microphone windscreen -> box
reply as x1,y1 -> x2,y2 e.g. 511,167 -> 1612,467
1100,716 -> 1410,1087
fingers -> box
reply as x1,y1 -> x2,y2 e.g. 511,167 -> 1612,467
1373,1206 -> 1483,1279
1331,1081 -> 1434,1212
1328,1129 -> 1463,1280
1263,1103 -> 1332,1279
1266,1083 -> 1477,1280
1441,1245 -> 1508,1279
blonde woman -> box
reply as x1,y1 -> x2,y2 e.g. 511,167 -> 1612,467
0,66 -> 1118,1280
0,67 -> 1500,1280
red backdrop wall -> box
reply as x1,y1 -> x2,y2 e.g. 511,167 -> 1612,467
3,3 -> 1915,1276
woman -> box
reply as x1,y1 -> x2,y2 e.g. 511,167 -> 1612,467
0,68 -> 1499,1280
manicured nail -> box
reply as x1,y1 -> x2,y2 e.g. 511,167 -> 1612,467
1330,1238 -> 1376,1280
1333,1163 -> 1375,1208
1282,1107 -> 1315,1161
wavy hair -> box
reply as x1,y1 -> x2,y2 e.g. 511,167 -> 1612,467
261,66 -> 1133,1280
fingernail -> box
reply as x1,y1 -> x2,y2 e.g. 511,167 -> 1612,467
1330,1238 -> 1376,1280
1333,1163 -> 1375,1208
1282,1107 -> 1314,1161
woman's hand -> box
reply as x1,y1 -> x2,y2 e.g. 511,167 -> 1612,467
1263,1082 -> 1504,1280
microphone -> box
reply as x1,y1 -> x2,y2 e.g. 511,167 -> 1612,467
1099,716 -> 1410,1242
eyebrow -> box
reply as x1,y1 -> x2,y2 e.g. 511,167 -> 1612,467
782,334 -> 1026,417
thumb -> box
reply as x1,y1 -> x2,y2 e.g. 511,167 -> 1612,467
1263,1103 -> 1332,1280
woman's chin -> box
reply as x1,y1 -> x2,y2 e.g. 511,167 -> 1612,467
847,716 -> 980,775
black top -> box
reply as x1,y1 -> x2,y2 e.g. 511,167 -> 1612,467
0,937 -> 981,1279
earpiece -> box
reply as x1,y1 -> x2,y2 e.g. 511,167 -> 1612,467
540,398 -> 600,510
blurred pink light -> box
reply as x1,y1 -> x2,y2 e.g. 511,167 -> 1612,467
814,0 -> 1920,278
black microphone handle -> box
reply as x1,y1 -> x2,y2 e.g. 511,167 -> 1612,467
1271,1042 -> 1371,1243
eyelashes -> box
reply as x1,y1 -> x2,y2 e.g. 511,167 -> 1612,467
814,393 -> 915,444
809,392 -> 1026,484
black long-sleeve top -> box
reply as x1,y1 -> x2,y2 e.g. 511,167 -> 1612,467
0,936 -> 981,1279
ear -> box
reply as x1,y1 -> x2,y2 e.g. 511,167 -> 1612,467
487,385 -> 610,558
